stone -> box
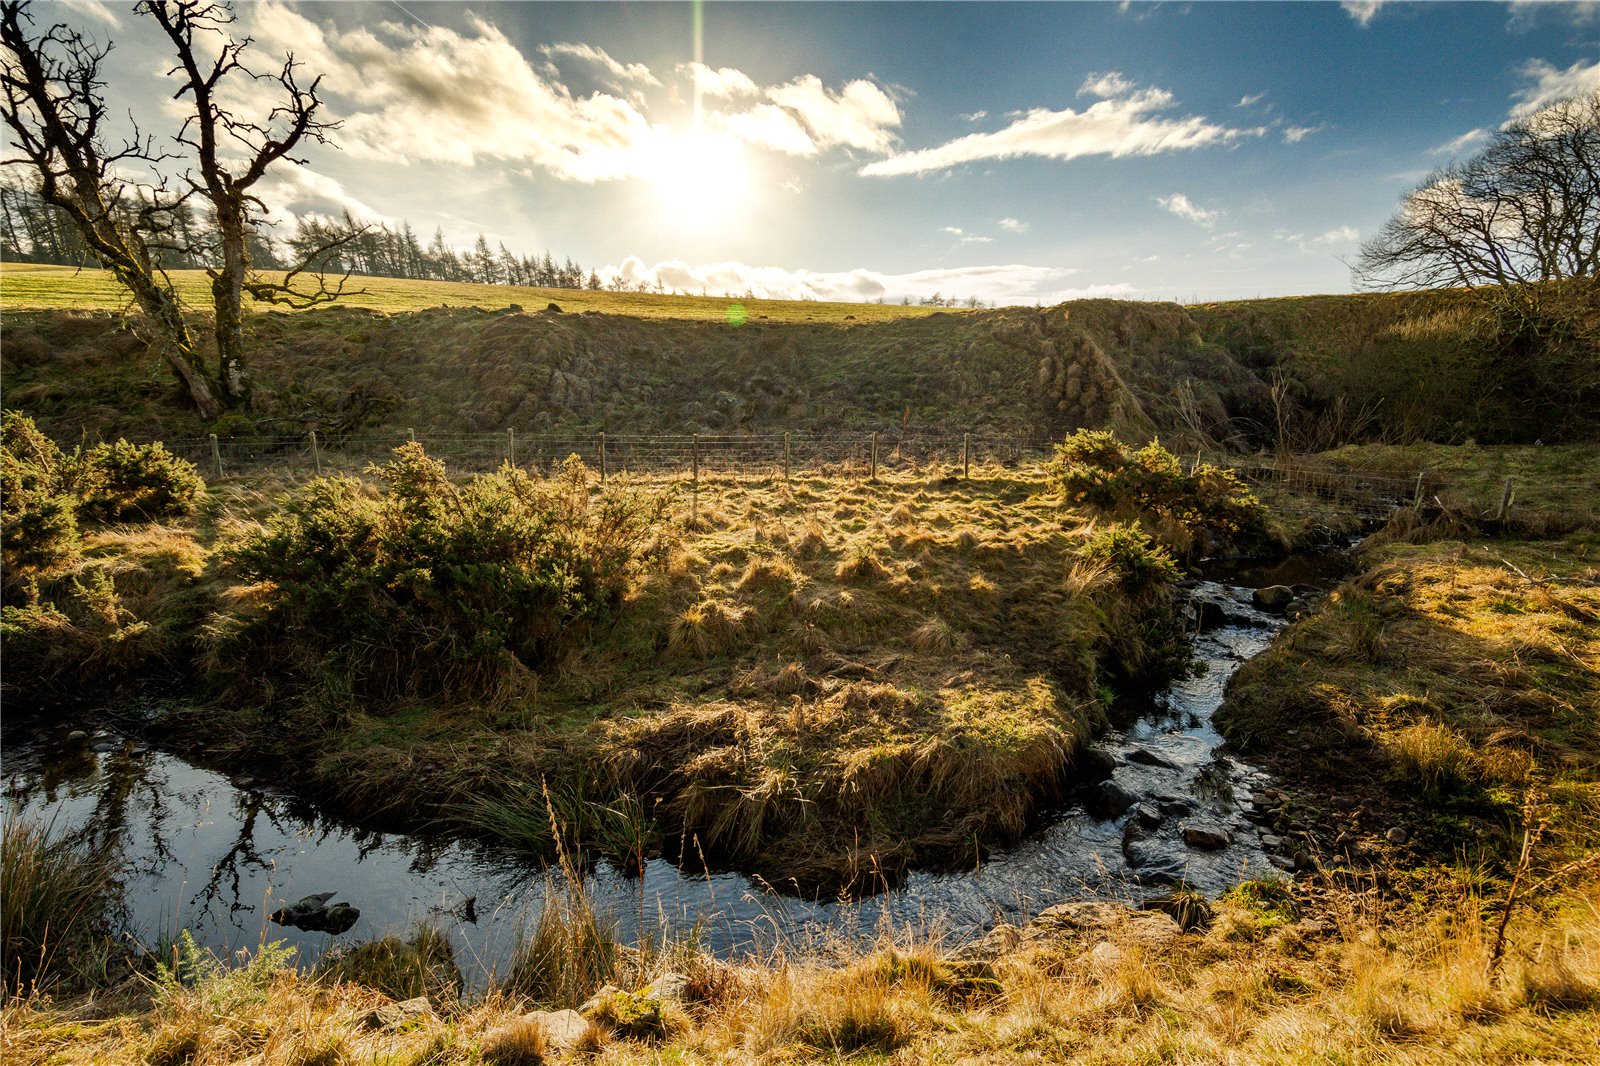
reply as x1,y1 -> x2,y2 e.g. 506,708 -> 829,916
1268,854 -> 1297,871
1385,826 -> 1408,844
66,730 -> 88,742
1086,779 -> 1137,819
578,984 -> 623,1016
1250,791 -> 1279,810
544,302 -> 562,313
1158,797 -> 1197,816
528,1008 -> 590,1052
1126,748 -> 1179,769
1075,746 -> 1117,781
1293,849 -> 1314,871
1191,597 -> 1229,630
1259,833 -> 1284,851
1085,941 -> 1124,970
1180,822 -> 1232,849
1133,803 -> 1163,829
1252,585 -> 1296,612
641,972 -> 689,1007
366,996 -> 434,1031
1122,838 -> 1189,885
91,741 -> 119,753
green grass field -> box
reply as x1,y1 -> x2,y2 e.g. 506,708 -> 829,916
0,262 -> 945,325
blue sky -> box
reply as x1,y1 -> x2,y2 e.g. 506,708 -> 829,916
36,0 -> 1600,303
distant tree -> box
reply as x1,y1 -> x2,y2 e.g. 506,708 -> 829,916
1356,91 -> 1599,290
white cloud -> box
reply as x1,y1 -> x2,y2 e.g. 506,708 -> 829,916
60,1 -> 121,27
1157,192 -> 1219,226
962,110 -> 989,122
540,43 -> 660,88
941,226 -> 993,245
681,62 -> 759,99
1509,58 -> 1600,119
1429,128 -> 1490,156
243,5 -> 666,182
998,217 -> 1029,233
766,75 -> 902,153
597,257 -> 1083,306
1079,71 -> 1137,99
1282,123 -> 1325,143
715,104 -> 819,156
1314,225 -> 1359,244
862,76 -> 1257,177
1341,1 -> 1385,26
1235,92 -> 1266,108
252,160 -> 393,229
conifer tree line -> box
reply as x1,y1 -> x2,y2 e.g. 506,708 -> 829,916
0,175 -> 601,290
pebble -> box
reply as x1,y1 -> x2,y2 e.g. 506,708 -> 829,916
1385,826 -> 1408,844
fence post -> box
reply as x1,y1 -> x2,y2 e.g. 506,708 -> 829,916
408,427 -> 416,442
962,432 -> 970,479
784,431 -> 791,480
1413,472 -> 1425,508
507,428 -> 516,467
309,428 -> 322,476
1496,477 -> 1515,521
870,432 -> 878,481
599,432 -> 607,484
209,433 -> 223,479
691,433 -> 700,526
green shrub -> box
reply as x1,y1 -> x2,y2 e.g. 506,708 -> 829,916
1083,523 -> 1181,600
224,445 -> 672,702
1050,430 -> 1270,553
78,439 -> 204,523
1,411 -> 80,590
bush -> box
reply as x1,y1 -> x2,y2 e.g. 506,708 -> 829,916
1,411 -> 80,590
224,445 -> 672,702
78,440 -> 204,523
1083,523 -> 1181,600
1049,430 -> 1270,554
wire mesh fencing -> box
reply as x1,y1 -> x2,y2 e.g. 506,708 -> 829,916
162,431 -> 1060,483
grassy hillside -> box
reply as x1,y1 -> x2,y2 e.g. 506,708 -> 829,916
3,265 -> 1596,448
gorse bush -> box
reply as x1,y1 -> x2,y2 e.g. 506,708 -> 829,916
1,411 -> 204,593
77,439 -> 204,523
1083,523 -> 1181,601
226,445 -> 672,701
1049,429 -> 1269,554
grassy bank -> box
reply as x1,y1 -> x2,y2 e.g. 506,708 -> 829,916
5,274 -> 1596,449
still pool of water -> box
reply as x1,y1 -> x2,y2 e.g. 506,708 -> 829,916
3,569 -> 1331,983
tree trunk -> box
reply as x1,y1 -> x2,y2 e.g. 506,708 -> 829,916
212,204 -> 250,406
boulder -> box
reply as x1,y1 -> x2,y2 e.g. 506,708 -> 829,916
1180,822 -> 1232,849
1126,748 -> 1179,769
1075,746 -> 1117,781
1133,803 -> 1164,829
1252,585 -> 1295,612
1086,779 -> 1137,819
1122,837 -> 1189,885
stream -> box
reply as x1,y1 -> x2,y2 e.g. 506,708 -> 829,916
1,556 -> 1341,984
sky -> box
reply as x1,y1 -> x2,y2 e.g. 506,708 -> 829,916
26,0 -> 1600,304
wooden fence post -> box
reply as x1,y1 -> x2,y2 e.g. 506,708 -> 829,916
1496,477 -> 1515,521
962,432 -> 970,479
1413,472 -> 1425,507
507,428 -> 516,467
309,429 -> 322,476
408,427 -> 416,442
784,432 -> 791,480
870,432 -> 878,481
691,433 -> 700,526
600,432 -> 607,484
209,433 -> 223,478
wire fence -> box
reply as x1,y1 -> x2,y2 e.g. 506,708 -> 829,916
156,429 -> 1594,522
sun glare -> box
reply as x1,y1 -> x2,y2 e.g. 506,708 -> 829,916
652,131 -> 748,226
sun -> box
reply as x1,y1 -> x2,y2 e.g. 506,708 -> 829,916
651,130 -> 749,227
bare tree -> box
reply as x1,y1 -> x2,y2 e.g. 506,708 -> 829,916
1,1 -> 222,418
1356,91 -> 1600,291
1,0 -> 359,419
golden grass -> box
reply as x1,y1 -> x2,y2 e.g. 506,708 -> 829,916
6,879 -> 1596,1064
0,262 -> 945,324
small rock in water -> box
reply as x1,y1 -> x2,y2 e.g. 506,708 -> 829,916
1252,585 -> 1296,612
1076,746 -> 1117,781
1134,803 -> 1163,829
1086,779 -> 1137,819
1181,822 -> 1232,849
66,730 -> 89,742
1126,748 -> 1179,769
91,741 -> 119,753
1385,826 -> 1408,844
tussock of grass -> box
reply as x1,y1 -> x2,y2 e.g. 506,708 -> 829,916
0,817 -> 121,995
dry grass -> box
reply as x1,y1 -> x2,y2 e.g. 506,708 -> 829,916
6,878 -> 1597,1064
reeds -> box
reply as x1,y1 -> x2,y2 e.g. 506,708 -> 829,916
0,816 -> 121,996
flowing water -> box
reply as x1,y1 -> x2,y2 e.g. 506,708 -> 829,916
2,557 -> 1340,983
